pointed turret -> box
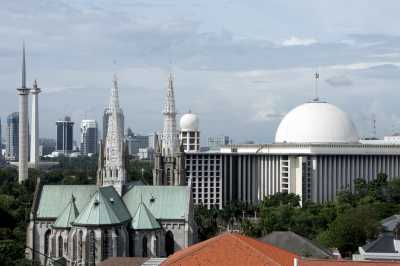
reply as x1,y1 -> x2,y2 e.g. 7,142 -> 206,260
161,73 -> 179,156
53,195 -> 79,229
98,75 -> 127,195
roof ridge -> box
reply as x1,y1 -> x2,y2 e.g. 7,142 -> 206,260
230,233 -> 285,266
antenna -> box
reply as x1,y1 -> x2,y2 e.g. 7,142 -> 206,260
372,113 -> 376,139
313,72 -> 320,101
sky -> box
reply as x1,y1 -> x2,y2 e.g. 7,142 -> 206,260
2,0 -> 400,144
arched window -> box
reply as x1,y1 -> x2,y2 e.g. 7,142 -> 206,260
89,231 -> 96,266
142,236 -> 148,257
115,168 -> 119,178
115,229 -> 120,256
44,230 -> 51,256
155,235 -> 159,257
79,230 -> 83,260
129,230 -> 135,257
167,168 -> 171,185
102,230 -> 112,259
58,235 -> 63,257
165,231 -> 174,256
72,233 -> 77,261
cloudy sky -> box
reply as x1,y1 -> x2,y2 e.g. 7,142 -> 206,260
2,0 -> 400,144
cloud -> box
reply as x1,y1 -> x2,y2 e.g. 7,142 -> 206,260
281,36 -> 318,46
353,64 -> 400,79
325,75 -> 353,87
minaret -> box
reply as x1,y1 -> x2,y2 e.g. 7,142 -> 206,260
99,75 -> 126,195
30,79 -> 41,168
17,43 -> 30,183
161,74 -> 179,156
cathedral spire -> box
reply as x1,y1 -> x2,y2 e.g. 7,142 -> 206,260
99,75 -> 126,195
161,73 -> 179,156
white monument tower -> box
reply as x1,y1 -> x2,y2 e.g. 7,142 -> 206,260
30,80 -> 41,168
17,44 -> 29,183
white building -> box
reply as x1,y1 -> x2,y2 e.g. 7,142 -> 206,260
180,111 -> 200,152
186,100 -> 400,208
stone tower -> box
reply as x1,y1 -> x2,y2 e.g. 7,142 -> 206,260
153,74 -> 186,186
97,76 -> 127,195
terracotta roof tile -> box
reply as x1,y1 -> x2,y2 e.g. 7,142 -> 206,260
161,232 -> 300,266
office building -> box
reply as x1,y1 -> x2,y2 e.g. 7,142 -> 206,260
126,133 -> 149,156
80,120 -> 98,155
207,135 -> 230,150
56,116 -> 74,155
5,112 -> 19,161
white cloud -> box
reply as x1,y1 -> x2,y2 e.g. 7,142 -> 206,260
281,36 -> 317,46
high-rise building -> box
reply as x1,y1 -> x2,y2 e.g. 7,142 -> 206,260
126,130 -> 149,155
56,116 -> 74,155
153,74 -> 186,186
180,111 -> 200,152
207,135 -> 230,150
80,120 -> 98,155
5,112 -> 19,161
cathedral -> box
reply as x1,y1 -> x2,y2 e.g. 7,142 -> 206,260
26,75 -> 196,265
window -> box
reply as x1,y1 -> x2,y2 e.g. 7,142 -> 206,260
44,230 -> 51,256
79,231 -> 83,260
165,231 -> 174,256
103,230 -> 112,259
142,236 -> 148,257
58,235 -> 63,257
89,231 -> 96,266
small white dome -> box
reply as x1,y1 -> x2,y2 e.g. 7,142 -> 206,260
180,112 -> 199,131
275,101 -> 359,143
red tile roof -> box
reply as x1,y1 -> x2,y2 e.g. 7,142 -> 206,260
301,260 -> 400,266
161,232 -> 300,266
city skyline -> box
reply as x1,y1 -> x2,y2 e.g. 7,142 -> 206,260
2,1 -> 400,144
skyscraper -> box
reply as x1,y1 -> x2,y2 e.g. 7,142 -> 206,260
207,135 -> 230,150
5,112 -> 19,161
153,74 -> 186,186
80,119 -> 98,155
56,116 -> 74,155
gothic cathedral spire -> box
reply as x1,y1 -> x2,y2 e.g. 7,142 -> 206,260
97,75 -> 127,195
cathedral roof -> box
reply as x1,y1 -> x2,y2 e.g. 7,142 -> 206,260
36,185 -> 97,219
123,185 -> 191,220
131,200 -> 161,230
73,186 -> 131,226
53,195 -> 79,229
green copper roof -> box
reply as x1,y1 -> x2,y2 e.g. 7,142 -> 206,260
53,195 -> 79,228
73,186 -> 131,226
131,201 -> 161,230
37,185 -> 97,219
123,186 -> 190,220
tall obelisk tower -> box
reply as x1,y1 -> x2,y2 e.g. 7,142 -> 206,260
30,80 -> 41,168
17,44 -> 30,183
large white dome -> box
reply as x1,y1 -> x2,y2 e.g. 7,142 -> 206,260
180,112 -> 199,131
275,101 -> 359,144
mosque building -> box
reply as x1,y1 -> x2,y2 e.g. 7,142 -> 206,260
182,98 -> 400,208
26,76 -> 196,266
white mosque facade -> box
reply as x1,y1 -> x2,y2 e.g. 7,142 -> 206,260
182,100 -> 400,208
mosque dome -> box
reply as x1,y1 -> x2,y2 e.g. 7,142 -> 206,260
275,101 -> 359,144
180,112 -> 199,131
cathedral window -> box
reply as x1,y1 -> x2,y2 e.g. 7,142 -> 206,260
89,231 -> 96,266
142,236 -> 148,257
102,229 -> 112,259
58,235 -> 63,257
79,230 -> 83,260
165,231 -> 174,256
72,233 -> 77,261
44,229 -> 51,256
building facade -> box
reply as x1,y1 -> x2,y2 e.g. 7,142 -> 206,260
26,76 -> 196,266
126,134 -> 149,156
207,135 -> 230,151
80,120 -> 98,155
6,112 -> 19,161
184,101 -> 400,209
56,116 -> 74,155
180,112 -> 200,152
